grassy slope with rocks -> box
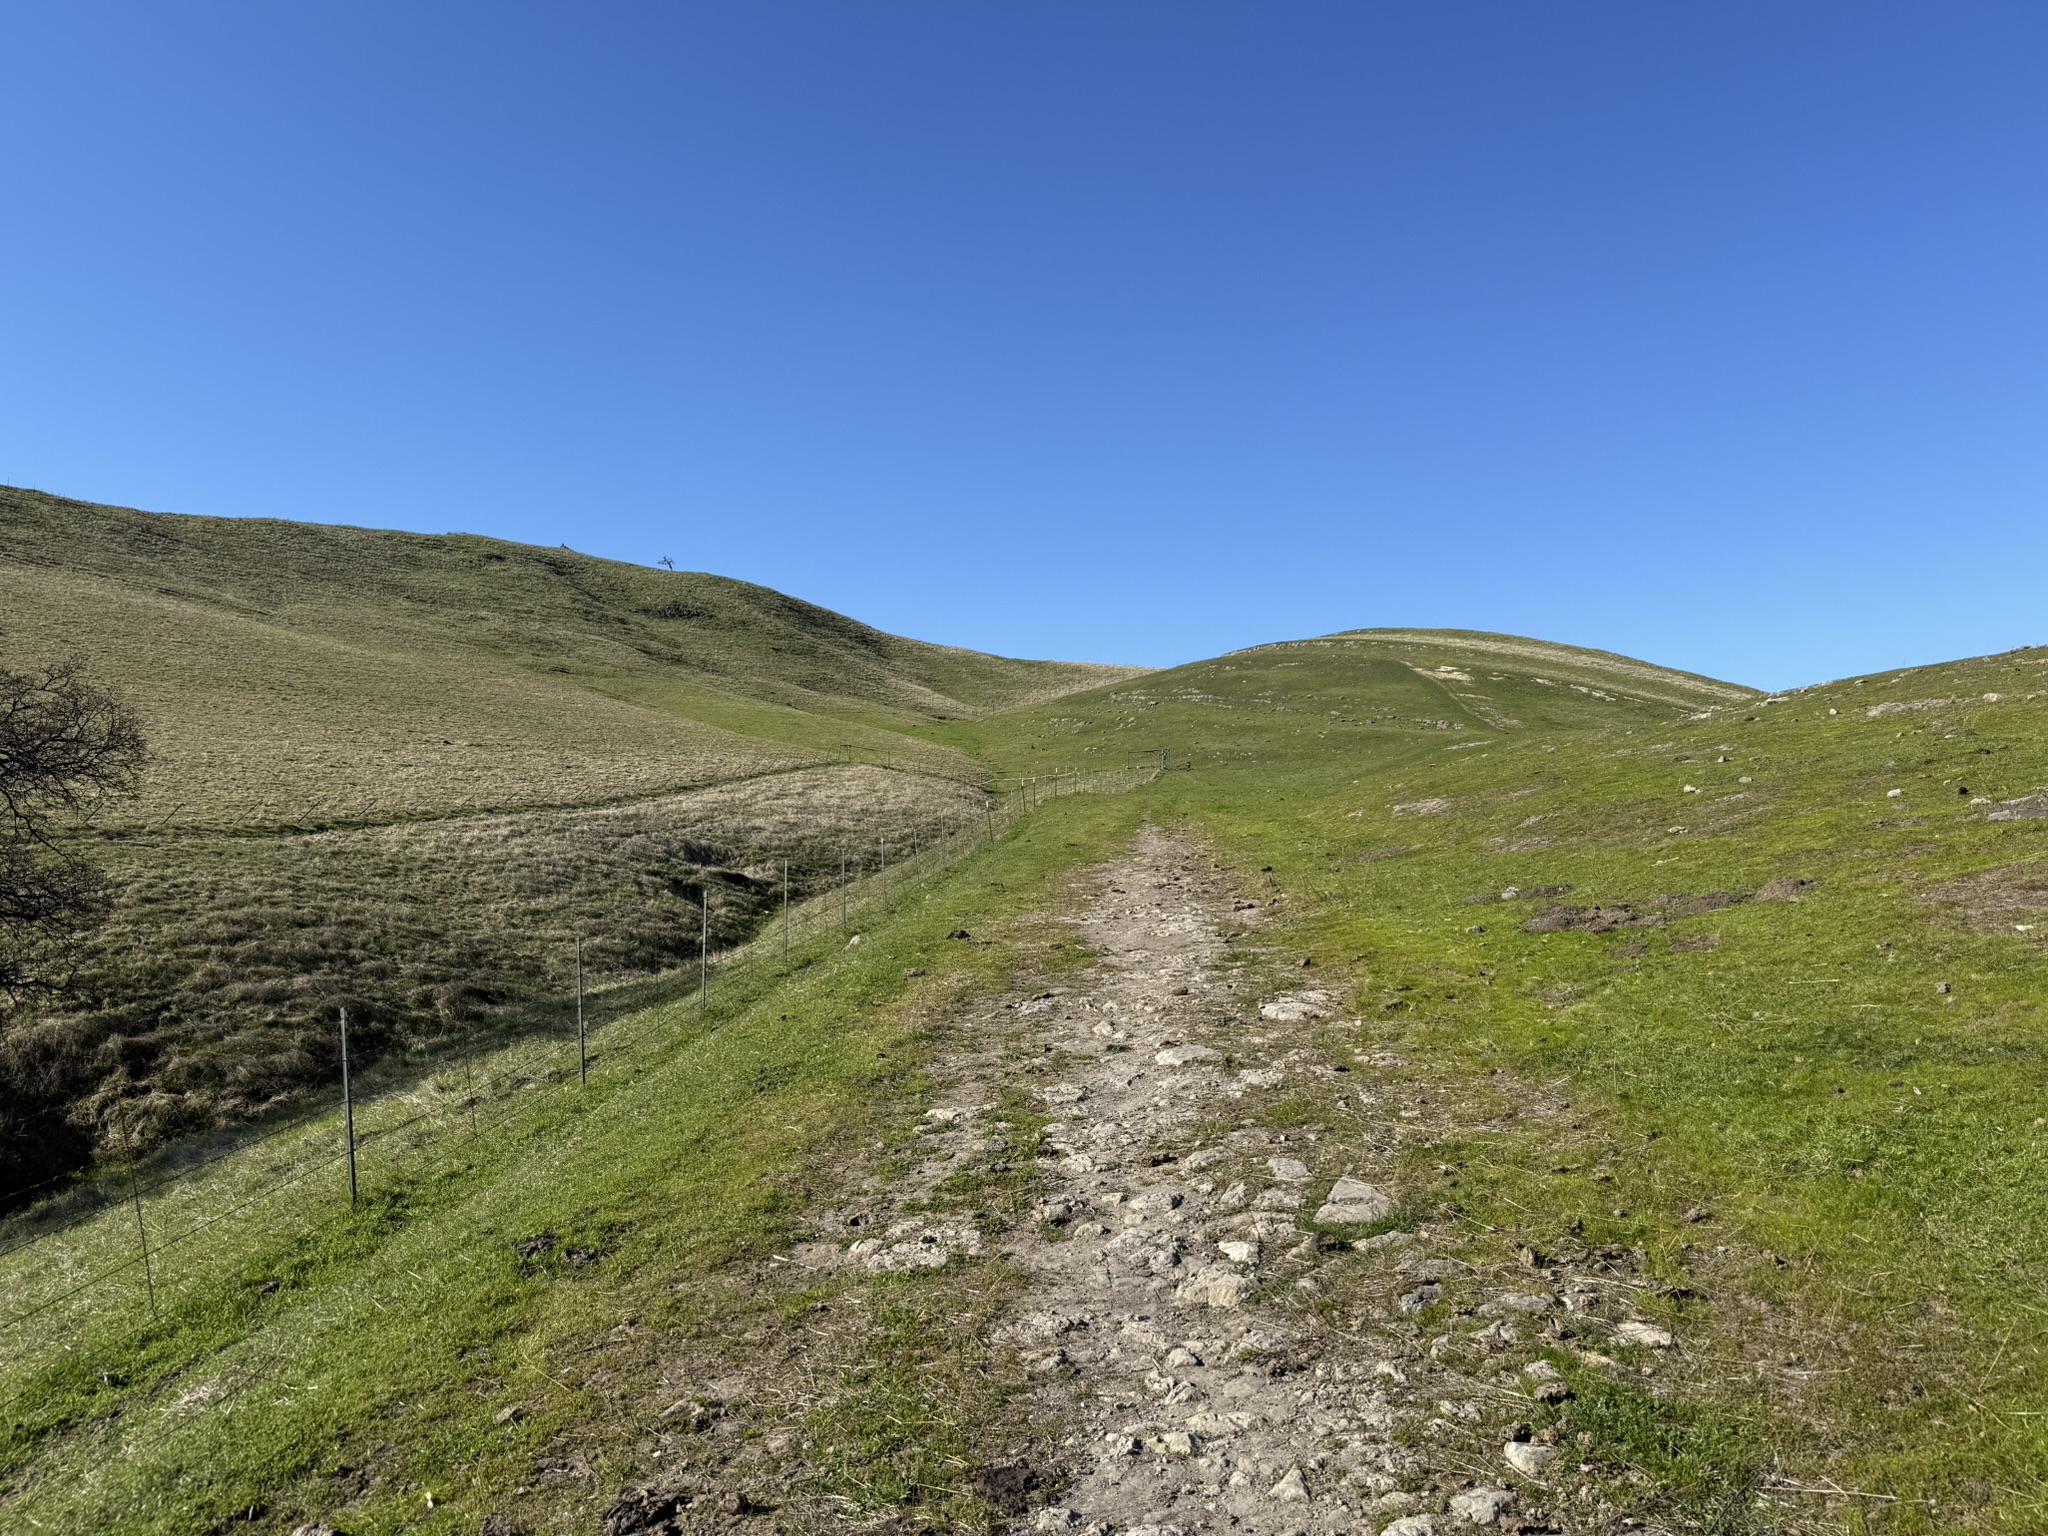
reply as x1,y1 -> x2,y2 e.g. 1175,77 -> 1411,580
6,584 -> 2048,1532
0,790 -> 1122,1536
0,485 -> 1140,1179
945,628 -> 2048,1530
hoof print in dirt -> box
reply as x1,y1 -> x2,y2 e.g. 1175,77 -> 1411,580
970,1457 -> 1039,1515
515,1232 -> 558,1260
601,1487 -> 682,1534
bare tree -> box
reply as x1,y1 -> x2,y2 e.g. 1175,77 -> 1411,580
0,653 -> 147,1000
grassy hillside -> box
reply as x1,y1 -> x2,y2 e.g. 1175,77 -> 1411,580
943,626 -> 1756,780
0,486 -> 1140,1185
9,557 -> 2048,1530
0,484 -> 1138,827
0,792 -> 1115,1536
956,630 -> 2048,1526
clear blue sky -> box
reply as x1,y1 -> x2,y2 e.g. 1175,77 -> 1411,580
3,4 -> 2044,690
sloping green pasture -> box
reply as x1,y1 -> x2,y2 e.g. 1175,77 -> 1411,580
0,797 -> 1149,1534
956,632 -> 2048,1528
0,486 -> 1139,1183
10,583 -> 2048,1529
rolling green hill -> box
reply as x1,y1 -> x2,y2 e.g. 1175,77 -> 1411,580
0,485 -> 1142,1180
0,484 -> 1137,829
955,630 -> 2048,1527
6,493 -> 2048,1531
936,625 -> 1759,783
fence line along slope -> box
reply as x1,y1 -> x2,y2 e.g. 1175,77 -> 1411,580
0,760 -> 1158,1536
0,485 -> 1145,1194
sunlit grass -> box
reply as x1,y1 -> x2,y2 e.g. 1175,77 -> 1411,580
952,633 -> 2048,1527
0,788 -> 1139,1533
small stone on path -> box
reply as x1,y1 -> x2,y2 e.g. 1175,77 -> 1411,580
1448,1486 -> 1516,1524
1176,1266 -> 1254,1308
1615,1319 -> 1676,1348
1259,991 -> 1330,1021
1312,1175 -> 1395,1224
1502,1441 -> 1557,1477
1267,1466 -> 1310,1501
1398,1283 -> 1442,1313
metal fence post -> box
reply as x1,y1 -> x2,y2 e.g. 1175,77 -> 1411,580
783,860 -> 790,955
576,938 -> 587,1086
124,1125 -> 157,1317
700,894 -> 710,1006
341,1007 -> 358,1205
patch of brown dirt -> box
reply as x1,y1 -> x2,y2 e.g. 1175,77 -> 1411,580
1920,861 -> 2048,932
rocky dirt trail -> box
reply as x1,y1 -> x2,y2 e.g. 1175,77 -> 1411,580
833,827 -> 1662,1536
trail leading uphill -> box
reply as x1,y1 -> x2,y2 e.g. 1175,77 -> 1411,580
830,828 -> 1680,1536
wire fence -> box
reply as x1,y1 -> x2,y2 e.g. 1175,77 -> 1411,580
0,760 -> 1158,1393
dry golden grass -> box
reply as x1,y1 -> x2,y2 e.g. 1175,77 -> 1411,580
0,560 -> 819,828
0,485 -> 1136,1177
34,768 -> 985,1148
0,485 -> 1140,833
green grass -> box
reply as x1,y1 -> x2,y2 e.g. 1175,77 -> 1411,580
10,488 -> 2048,1528
0,483 -> 1139,832
950,630 -> 2048,1528
0,485 -> 1141,1179
0,792 -> 1138,1533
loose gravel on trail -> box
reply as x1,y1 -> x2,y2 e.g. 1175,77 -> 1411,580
840,827 -> 1645,1536
781,826 -> 1707,1536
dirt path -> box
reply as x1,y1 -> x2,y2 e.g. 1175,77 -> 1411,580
991,827 -> 1458,1536
837,827 -> 1601,1535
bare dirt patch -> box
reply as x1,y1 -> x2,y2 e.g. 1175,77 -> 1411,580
1920,861 -> 2048,933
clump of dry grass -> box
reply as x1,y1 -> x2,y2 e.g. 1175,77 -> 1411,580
7,766 -> 984,1160
0,485 -> 1141,1196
